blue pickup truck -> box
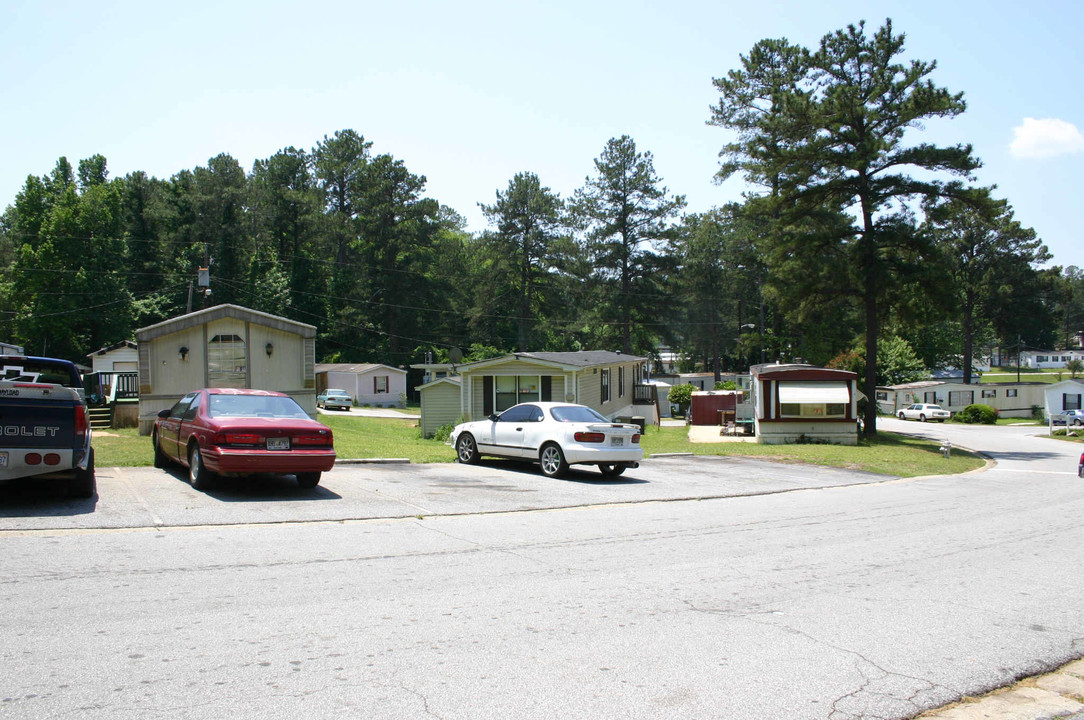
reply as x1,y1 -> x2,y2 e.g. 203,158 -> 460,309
0,355 -> 95,498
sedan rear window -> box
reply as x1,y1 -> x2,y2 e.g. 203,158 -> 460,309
550,406 -> 610,423
209,394 -> 310,419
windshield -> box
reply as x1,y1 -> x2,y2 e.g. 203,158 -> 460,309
208,394 -> 310,419
550,405 -> 610,423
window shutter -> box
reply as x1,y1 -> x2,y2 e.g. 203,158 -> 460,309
541,376 -> 552,402
483,376 -> 493,416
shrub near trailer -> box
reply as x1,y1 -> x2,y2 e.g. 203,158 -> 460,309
952,404 -> 998,424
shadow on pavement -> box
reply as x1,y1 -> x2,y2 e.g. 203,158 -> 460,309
482,458 -> 649,485
159,466 -> 342,501
0,478 -> 98,517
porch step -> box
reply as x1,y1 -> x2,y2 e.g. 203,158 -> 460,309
87,407 -> 113,430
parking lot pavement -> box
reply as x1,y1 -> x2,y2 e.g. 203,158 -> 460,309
0,454 -> 899,533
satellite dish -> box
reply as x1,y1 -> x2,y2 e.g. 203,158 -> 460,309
449,347 -> 464,364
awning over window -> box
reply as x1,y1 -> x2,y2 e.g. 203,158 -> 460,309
777,381 -> 850,404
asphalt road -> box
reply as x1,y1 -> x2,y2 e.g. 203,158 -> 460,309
1,422 -> 1081,719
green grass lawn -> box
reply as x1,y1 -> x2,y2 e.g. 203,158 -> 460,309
94,416 -> 986,477
981,367 -> 1080,384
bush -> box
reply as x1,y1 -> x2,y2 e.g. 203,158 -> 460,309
953,403 -> 998,424
433,423 -> 455,442
667,383 -> 695,417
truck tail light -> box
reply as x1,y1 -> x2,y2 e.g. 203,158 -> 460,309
73,406 -> 88,446
574,432 -> 606,443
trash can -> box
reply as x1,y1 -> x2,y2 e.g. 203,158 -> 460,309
631,416 -> 646,433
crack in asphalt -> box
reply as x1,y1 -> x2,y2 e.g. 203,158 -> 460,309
679,598 -> 956,720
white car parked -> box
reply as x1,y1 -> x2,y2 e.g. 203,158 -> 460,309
897,403 -> 951,422
449,402 -> 643,478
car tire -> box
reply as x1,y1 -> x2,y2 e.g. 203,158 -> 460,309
598,463 -> 625,477
539,443 -> 568,478
70,447 -> 96,499
296,472 -> 321,489
898,412 -> 906,420
919,414 -> 927,422
456,434 -> 480,464
1073,419 -> 1083,427
188,443 -> 213,491
152,429 -> 169,468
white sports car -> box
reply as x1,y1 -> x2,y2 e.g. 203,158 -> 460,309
897,403 -> 951,422
449,402 -> 643,478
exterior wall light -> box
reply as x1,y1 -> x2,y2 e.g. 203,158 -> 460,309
265,342 -> 274,358
179,346 -> 189,361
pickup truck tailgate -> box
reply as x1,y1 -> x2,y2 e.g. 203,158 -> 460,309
0,385 -> 80,450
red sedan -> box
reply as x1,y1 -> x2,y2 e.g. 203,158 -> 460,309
152,388 -> 335,490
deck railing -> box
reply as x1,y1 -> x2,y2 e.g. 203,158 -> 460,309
632,384 -> 658,405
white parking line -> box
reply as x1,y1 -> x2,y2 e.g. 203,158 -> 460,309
115,466 -> 165,526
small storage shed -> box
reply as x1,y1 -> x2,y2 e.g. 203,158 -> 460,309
417,376 -> 462,438
689,390 -> 743,426
87,340 -> 138,373
750,363 -> 858,445
134,304 -> 317,434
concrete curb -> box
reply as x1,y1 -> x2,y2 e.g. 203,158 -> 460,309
916,658 -> 1084,720
334,458 -> 411,465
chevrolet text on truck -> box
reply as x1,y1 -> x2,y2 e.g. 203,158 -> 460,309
0,356 -> 95,498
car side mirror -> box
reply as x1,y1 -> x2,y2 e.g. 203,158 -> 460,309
157,408 -> 171,418
489,413 -> 498,422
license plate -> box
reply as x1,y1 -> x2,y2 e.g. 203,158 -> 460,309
0,452 -> 6,468
610,437 -> 624,447
267,437 -> 290,450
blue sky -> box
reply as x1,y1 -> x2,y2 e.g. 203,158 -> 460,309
3,0 -> 1082,268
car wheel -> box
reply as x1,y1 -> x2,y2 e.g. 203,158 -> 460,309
919,414 -> 927,422
1073,419 -> 1083,427
152,429 -> 169,468
188,443 -> 213,491
296,472 -> 321,489
598,463 -> 625,477
898,412 -> 906,420
539,443 -> 568,478
456,434 -> 480,464
70,447 -> 96,499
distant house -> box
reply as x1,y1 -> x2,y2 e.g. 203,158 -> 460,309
315,363 -> 407,407
134,304 -> 318,434
879,380 -> 1047,418
416,351 -> 654,438
87,340 -> 138,373
0,341 -> 25,355
749,363 -> 859,445
1043,379 -> 1084,418
1020,349 -> 1084,369
84,340 -> 140,428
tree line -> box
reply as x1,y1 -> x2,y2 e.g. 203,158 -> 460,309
2,19 -> 1083,437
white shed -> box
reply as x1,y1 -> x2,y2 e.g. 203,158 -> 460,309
87,340 -> 138,373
